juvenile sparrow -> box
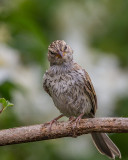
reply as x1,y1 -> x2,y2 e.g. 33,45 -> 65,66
43,40 -> 121,159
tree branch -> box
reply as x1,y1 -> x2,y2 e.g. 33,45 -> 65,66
0,118 -> 128,146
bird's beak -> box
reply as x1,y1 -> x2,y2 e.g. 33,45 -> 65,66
58,51 -> 63,57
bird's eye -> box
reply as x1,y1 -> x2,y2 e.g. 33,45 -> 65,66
50,51 -> 54,55
64,45 -> 67,50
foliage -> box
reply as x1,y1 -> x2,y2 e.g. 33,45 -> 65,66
0,0 -> 62,66
89,0 -> 128,67
0,98 -> 13,114
115,96 -> 128,117
0,81 -> 18,101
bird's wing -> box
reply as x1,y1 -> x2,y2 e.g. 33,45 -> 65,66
83,70 -> 97,115
43,73 -> 51,97
74,63 -> 97,116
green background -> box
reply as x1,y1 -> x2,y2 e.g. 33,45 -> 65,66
0,0 -> 128,160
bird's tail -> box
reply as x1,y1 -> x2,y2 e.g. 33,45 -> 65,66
91,133 -> 121,159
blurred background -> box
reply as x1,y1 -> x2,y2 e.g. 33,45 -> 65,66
0,0 -> 128,160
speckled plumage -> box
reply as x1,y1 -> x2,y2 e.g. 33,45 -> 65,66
43,40 -> 121,159
43,62 -> 96,117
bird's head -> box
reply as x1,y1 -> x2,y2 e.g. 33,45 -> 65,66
48,40 -> 73,65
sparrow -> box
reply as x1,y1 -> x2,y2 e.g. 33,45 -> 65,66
43,40 -> 121,159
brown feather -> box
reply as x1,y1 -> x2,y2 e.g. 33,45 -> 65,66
73,63 -> 97,116
83,70 -> 97,115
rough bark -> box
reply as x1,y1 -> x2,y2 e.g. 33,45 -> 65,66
0,118 -> 128,146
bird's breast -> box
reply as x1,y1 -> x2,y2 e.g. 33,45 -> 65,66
49,72 -> 84,96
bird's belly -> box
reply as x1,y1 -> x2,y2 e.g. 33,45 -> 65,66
51,83 -> 92,117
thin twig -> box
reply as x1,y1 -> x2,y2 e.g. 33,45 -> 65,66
0,107 -> 4,114
0,117 -> 128,146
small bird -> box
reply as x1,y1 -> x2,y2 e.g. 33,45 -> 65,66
43,40 -> 121,159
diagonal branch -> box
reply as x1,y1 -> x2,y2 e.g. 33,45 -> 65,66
0,117 -> 128,146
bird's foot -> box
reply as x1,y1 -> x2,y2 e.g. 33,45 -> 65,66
46,114 -> 64,131
73,113 -> 84,128
68,116 -> 76,123
70,113 -> 84,137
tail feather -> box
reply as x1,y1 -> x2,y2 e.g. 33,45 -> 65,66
91,133 -> 121,159
101,133 -> 121,158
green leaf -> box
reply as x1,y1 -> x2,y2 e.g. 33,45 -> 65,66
0,98 -> 13,112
